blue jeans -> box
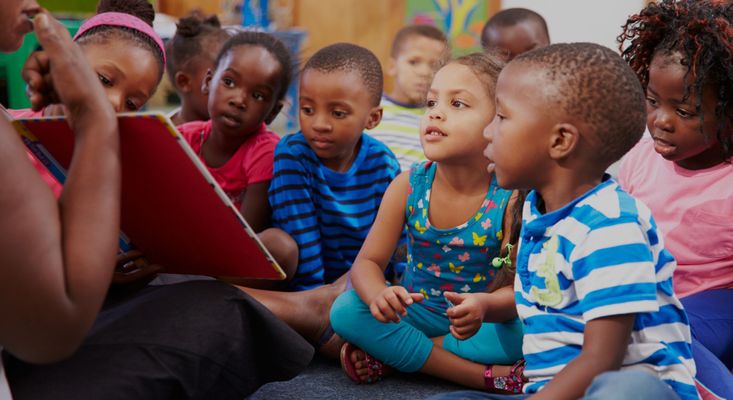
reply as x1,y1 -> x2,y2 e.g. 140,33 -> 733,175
681,289 -> 733,399
425,370 -> 681,400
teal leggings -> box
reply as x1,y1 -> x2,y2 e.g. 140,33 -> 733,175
330,290 -> 523,373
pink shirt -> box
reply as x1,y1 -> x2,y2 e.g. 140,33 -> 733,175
619,138 -> 733,298
178,120 -> 279,209
8,108 -> 63,198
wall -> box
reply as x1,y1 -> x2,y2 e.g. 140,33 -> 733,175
501,0 -> 645,52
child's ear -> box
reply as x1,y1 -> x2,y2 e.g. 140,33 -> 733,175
365,106 -> 383,130
264,100 -> 284,125
201,69 -> 213,95
174,71 -> 192,93
387,57 -> 398,77
548,123 -> 580,160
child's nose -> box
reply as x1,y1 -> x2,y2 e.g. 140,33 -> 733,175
229,91 -> 246,110
653,109 -> 673,132
312,113 -> 332,132
427,106 -> 444,120
107,92 -> 124,113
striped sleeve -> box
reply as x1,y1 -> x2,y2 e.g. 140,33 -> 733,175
268,139 -> 324,288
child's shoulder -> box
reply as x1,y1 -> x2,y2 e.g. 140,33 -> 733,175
177,119 -> 211,138
573,179 -> 653,232
361,133 -> 401,170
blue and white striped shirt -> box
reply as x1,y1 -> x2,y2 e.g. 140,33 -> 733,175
515,177 -> 698,399
268,132 -> 401,291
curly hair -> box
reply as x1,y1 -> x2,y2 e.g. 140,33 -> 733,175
619,0 -> 733,160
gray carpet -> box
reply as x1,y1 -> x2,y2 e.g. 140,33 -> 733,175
249,356 -> 465,399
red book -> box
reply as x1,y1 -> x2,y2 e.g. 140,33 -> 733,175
14,112 -> 284,280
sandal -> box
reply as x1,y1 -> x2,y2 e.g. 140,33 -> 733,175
484,359 -> 526,394
339,342 -> 393,384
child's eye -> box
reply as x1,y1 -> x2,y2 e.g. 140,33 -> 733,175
495,113 -> 505,121
408,59 -> 418,66
300,106 -> 314,116
253,92 -> 265,101
452,100 -> 467,108
125,99 -> 138,111
426,99 -> 437,108
676,108 -> 696,119
222,78 -> 235,88
645,96 -> 658,107
332,110 -> 347,118
98,74 -> 112,87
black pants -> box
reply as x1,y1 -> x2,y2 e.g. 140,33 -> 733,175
6,280 -> 314,399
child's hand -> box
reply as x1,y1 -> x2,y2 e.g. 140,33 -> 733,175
22,12 -> 114,126
369,286 -> 424,323
445,291 -> 485,340
113,250 -> 161,285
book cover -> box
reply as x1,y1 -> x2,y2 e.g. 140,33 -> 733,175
14,112 -> 285,280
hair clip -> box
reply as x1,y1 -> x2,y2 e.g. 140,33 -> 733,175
491,243 -> 513,268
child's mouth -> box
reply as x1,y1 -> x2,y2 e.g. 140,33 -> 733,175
653,136 -> 676,157
220,113 -> 242,128
424,127 -> 447,141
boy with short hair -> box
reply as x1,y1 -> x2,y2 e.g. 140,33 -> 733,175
430,43 -> 697,400
268,42 -> 401,291
480,8 -> 549,61
370,25 -> 448,171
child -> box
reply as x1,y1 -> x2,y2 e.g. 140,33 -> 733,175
330,52 -> 524,389
267,42 -> 402,291
618,1 -> 733,397
431,43 -> 698,400
176,31 -> 298,278
480,8 -> 549,61
177,31 -> 289,233
165,11 -> 229,126
369,25 -> 448,171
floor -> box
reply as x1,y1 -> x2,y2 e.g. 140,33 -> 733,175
249,355 -> 465,400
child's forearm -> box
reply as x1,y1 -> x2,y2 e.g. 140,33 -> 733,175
480,286 -> 517,322
351,259 -> 389,305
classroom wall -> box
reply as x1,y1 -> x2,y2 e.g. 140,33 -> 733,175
501,0 -> 646,52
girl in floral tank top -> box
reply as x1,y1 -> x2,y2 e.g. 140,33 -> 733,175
330,53 -> 524,391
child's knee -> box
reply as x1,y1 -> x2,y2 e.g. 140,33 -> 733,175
330,290 -> 366,337
258,228 -> 299,281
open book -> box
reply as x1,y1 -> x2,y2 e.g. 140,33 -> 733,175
14,112 -> 285,280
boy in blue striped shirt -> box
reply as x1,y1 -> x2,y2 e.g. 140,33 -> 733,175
430,43 -> 698,399
268,43 -> 402,291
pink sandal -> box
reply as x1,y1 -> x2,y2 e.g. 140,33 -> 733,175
339,342 -> 393,384
484,359 -> 526,394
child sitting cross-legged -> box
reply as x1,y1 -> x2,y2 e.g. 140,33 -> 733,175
329,52 -> 525,389
429,43 -> 698,400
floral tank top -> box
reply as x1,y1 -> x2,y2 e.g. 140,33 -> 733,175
401,161 -> 512,314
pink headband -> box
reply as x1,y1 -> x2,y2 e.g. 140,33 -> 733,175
73,12 -> 166,67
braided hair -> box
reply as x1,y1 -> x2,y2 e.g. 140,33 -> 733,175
619,0 -> 733,160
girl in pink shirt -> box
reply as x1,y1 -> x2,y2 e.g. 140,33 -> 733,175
619,1 -> 733,397
177,31 -> 299,283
